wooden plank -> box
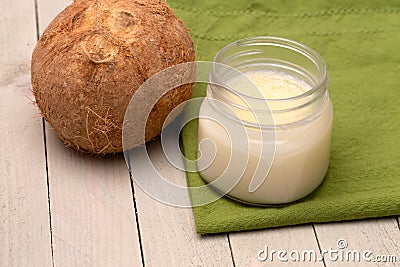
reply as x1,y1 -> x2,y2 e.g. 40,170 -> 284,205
0,0 -> 53,266
37,0 -> 143,266
46,133 -> 142,266
229,226 -> 324,266
315,218 -> 400,266
135,139 -> 234,266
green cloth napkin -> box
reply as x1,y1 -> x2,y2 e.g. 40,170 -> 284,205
169,0 -> 400,234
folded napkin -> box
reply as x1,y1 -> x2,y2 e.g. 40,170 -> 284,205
170,0 -> 400,234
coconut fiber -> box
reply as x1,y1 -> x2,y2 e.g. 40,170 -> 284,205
173,0 -> 400,234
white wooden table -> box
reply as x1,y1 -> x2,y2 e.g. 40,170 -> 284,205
1,1 -> 399,266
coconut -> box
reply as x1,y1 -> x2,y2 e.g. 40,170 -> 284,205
31,0 -> 195,154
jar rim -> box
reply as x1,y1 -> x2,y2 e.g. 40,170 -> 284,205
211,36 -> 328,102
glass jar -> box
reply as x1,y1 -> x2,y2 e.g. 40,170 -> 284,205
197,36 -> 333,205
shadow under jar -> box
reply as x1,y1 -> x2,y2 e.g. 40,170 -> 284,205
197,36 -> 333,205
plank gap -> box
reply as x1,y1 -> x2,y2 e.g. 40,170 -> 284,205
227,234 -> 236,267
34,0 -> 54,265
129,171 -> 145,267
42,120 -> 55,267
34,0 -> 40,40
312,224 -> 326,267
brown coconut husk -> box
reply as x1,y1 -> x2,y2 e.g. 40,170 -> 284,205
31,0 -> 195,155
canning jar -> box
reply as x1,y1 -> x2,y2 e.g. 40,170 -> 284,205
197,36 -> 333,205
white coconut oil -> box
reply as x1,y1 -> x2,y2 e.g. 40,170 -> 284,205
197,37 -> 333,205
